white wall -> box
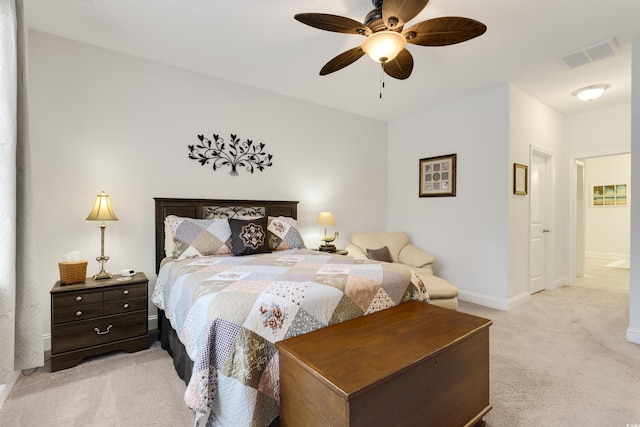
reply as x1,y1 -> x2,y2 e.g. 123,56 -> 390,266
509,87 -> 567,298
387,85 -> 568,311
27,31 -> 389,347
629,39 -> 640,344
566,104 -> 631,155
387,85 -> 511,308
584,155 -> 631,259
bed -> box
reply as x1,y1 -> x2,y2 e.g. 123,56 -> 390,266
152,198 -> 429,427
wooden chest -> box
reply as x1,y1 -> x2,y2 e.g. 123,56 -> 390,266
276,301 -> 492,427
50,272 -> 150,371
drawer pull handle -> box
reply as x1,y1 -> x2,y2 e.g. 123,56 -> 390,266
123,303 -> 129,309
76,311 -> 82,317
94,325 -> 113,335
123,290 -> 129,295
75,296 -> 82,302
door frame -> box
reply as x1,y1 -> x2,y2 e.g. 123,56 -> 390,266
575,160 -> 586,277
568,148 -> 630,285
530,145 -> 555,293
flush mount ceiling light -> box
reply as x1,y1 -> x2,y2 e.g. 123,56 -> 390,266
294,0 -> 486,80
572,84 -> 609,101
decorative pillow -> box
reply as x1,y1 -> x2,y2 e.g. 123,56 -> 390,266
229,216 -> 271,256
366,246 -> 393,263
164,222 -> 176,258
267,216 -> 307,251
165,215 -> 232,260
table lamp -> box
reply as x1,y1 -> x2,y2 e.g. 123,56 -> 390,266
86,191 -> 118,279
316,211 -> 338,252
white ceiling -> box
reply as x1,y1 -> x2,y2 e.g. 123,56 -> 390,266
24,0 -> 640,122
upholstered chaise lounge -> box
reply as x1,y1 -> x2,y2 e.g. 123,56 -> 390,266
345,232 -> 459,310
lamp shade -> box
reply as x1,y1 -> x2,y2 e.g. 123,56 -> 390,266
86,192 -> 118,221
362,31 -> 407,63
316,211 -> 336,226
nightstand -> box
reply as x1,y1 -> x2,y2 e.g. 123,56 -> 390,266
50,272 -> 150,371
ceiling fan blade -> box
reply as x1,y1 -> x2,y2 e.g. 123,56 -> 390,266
295,13 -> 371,35
320,46 -> 366,75
383,48 -> 413,80
404,17 -> 487,46
382,0 -> 430,29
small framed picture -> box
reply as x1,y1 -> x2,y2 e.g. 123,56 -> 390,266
592,184 -> 627,206
514,163 -> 528,195
419,154 -> 456,197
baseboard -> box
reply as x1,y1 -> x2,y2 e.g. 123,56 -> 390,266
585,251 -> 630,260
0,371 -> 19,411
43,333 -> 51,352
627,326 -> 640,345
43,314 -> 159,352
552,277 -> 568,289
507,292 -> 531,310
148,314 -> 158,330
458,290 -> 530,311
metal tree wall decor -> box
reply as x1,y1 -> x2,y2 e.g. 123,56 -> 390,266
188,133 -> 274,176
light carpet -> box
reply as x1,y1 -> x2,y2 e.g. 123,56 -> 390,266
1,285 -> 639,426
0,340 -> 193,427
461,286 -> 640,427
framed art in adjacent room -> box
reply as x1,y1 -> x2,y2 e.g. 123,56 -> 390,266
592,184 -> 627,206
513,163 -> 528,195
419,154 -> 456,197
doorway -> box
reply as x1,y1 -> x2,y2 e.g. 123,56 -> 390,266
570,152 -> 631,291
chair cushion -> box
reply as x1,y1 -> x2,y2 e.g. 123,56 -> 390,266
416,273 -> 459,299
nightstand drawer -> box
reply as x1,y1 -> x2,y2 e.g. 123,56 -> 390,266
52,311 -> 148,354
104,283 -> 147,301
53,292 -> 102,308
104,296 -> 147,315
53,302 -> 103,323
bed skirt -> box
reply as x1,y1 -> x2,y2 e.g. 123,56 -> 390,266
159,309 -> 193,386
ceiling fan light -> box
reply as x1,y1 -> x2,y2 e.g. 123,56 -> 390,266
362,31 -> 406,63
572,84 -> 609,101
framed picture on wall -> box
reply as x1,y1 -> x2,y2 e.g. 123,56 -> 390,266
419,154 -> 456,197
592,184 -> 627,206
514,163 -> 528,195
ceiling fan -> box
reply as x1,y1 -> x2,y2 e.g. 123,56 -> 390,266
294,0 -> 487,80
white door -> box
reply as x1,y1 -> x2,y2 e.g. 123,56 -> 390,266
530,153 -> 550,294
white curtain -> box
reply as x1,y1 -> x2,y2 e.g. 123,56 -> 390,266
0,0 -> 44,383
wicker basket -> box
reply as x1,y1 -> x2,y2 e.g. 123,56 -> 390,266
58,261 -> 88,285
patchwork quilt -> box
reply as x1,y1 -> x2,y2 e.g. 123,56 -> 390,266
152,249 -> 429,427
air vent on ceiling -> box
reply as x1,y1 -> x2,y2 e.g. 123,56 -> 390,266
558,39 -> 620,69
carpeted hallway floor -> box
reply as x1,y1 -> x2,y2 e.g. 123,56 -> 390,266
1,282 -> 638,426
462,285 -> 639,427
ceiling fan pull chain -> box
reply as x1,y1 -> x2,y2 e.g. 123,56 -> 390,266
379,64 -> 385,99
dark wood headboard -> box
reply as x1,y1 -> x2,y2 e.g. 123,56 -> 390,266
154,198 -> 299,273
